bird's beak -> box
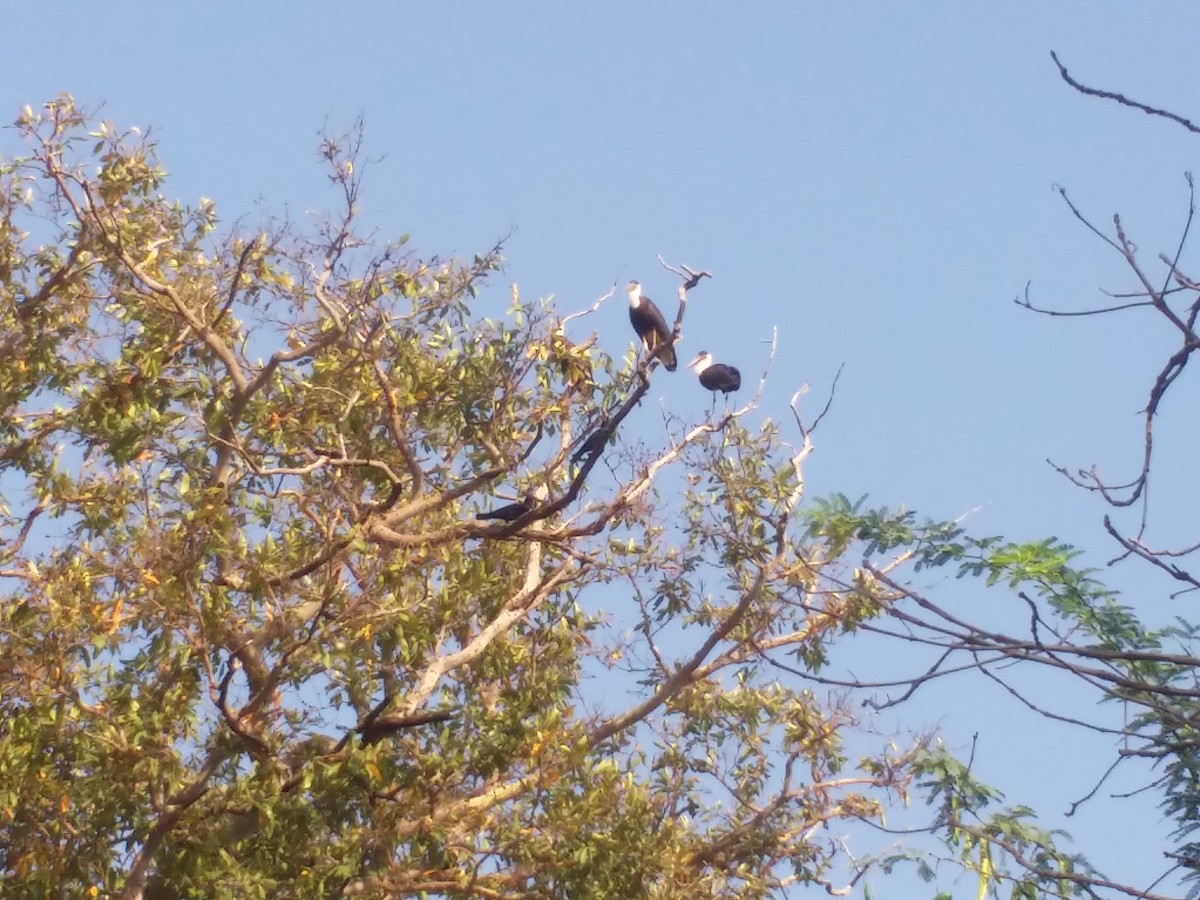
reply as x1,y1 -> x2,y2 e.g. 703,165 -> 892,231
686,353 -> 704,369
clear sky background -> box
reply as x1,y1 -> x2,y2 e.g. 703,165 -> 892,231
6,4 -> 1200,895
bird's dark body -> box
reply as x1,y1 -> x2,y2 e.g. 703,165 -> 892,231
357,710 -> 455,745
476,497 -> 534,522
699,364 -> 740,394
629,296 -> 677,371
572,421 -> 613,464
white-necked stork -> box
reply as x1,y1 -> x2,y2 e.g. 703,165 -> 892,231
625,280 -> 677,371
687,351 -> 741,395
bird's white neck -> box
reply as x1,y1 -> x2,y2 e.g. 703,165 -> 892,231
626,284 -> 642,308
689,355 -> 713,374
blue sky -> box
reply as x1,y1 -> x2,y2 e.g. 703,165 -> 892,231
7,4 -> 1200,894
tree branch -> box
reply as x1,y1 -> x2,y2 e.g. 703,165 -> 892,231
1051,50 -> 1200,135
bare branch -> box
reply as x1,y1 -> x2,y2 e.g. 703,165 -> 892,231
656,254 -> 712,291
558,282 -> 616,330
1052,50 -> 1200,135
1014,280 -> 1154,317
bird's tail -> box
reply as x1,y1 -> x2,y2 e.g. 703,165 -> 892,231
658,344 -> 677,371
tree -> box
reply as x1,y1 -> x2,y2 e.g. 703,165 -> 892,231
4,74 -> 1189,900
0,95 -> 953,899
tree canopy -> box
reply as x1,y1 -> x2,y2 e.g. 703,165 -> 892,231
2,82 -> 1199,900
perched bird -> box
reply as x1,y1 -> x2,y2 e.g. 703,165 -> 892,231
687,351 -> 741,395
357,709 -> 455,745
475,493 -> 535,522
626,280 -> 677,371
571,419 -> 613,466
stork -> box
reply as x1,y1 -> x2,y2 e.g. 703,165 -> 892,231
687,351 -> 741,411
625,280 -> 677,371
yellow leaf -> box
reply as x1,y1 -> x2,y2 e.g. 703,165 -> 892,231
976,849 -> 993,900
365,761 -> 381,780
108,598 -> 124,634
142,571 -> 160,586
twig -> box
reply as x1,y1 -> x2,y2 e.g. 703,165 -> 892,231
656,254 -> 712,290
559,283 -> 616,329
1051,50 -> 1200,135
1015,280 -> 1153,317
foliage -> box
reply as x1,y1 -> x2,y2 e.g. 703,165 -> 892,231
0,95 -> 943,900
803,56 -> 1200,895
5,78 -> 1198,900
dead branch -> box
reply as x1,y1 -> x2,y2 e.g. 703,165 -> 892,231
1051,50 -> 1200,136
1014,280 -> 1154,317
656,254 -> 712,291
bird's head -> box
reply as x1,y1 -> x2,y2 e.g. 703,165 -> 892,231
687,351 -> 713,373
625,280 -> 642,304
